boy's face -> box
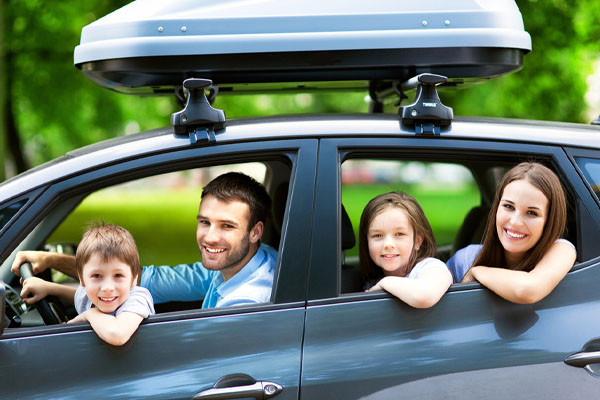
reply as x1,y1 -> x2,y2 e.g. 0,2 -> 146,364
80,254 -> 137,314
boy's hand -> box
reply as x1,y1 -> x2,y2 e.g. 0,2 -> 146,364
20,277 -> 52,304
68,309 -> 92,324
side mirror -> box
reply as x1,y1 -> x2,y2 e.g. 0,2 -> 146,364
1,281 -> 5,336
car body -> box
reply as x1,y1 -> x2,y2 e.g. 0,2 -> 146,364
3,1 -> 600,399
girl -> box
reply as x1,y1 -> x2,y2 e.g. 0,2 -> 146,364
359,192 -> 452,308
448,162 -> 576,304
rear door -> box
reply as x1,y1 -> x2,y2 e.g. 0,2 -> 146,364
300,136 -> 600,399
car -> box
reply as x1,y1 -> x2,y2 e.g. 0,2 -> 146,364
2,1 -> 600,399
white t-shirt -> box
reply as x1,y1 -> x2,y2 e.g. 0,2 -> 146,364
407,257 -> 452,280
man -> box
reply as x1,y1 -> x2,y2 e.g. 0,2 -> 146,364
12,172 -> 277,308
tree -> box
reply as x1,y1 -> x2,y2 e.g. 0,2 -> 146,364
2,0 -> 599,179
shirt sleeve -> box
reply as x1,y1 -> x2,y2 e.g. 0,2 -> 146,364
116,287 -> 155,318
140,262 -> 214,304
411,258 -> 451,280
447,245 -> 481,283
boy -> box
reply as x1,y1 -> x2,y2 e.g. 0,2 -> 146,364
20,223 -> 154,346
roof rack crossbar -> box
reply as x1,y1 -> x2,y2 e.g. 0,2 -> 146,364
399,73 -> 454,135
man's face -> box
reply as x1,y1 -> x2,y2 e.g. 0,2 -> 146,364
196,195 -> 262,280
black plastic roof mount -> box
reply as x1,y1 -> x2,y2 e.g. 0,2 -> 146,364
399,74 -> 454,135
171,78 -> 225,142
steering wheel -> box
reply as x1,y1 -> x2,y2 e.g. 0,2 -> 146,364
20,262 -> 67,325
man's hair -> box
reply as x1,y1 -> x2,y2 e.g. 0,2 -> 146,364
202,172 -> 271,229
75,222 -> 140,280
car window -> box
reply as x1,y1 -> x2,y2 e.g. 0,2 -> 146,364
48,163 -> 268,268
0,200 -> 27,232
340,159 -> 479,293
574,157 -> 600,201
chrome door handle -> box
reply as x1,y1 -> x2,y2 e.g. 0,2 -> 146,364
193,374 -> 282,400
564,350 -> 600,368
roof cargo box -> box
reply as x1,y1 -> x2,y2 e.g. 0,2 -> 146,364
74,0 -> 531,95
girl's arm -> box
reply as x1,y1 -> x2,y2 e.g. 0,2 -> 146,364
69,307 -> 144,346
464,240 -> 576,304
20,277 -> 77,304
369,266 -> 452,308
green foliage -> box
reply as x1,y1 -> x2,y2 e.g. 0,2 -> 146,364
2,0 -> 600,170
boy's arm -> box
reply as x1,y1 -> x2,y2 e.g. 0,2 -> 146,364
69,308 -> 144,346
21,277 -> 77,305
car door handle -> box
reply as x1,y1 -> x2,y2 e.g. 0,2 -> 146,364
193,374 -> 283,400
564,350 -> 600,368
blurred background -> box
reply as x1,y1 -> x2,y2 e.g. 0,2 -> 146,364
1,0 -> 599,266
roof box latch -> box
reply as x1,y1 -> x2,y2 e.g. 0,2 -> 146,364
171,78 -> 226,144
399,74 -> 453,135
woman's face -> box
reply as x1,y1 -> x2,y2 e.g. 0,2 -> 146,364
367,207 -> 422,277
495,179 -> 548,266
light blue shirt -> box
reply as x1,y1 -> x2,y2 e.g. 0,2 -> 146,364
140,243 -> 277,308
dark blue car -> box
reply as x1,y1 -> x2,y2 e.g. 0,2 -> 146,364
2,1 -> 600,398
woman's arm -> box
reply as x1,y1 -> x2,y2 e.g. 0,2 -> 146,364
465,240 -> 576,304
20,277 -> 77,304
369,266 -> 452,308
69,307 -> 144,346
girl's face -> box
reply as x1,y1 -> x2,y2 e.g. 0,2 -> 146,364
367,207 -> 422,277
495,179 -> 548,266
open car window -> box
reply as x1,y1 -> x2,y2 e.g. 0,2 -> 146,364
340,159 -> 480,294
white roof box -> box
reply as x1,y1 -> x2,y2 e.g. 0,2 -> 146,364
74,0 -> 531,95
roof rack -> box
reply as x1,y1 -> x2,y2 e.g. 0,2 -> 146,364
399,74 -> 453,135
171,78 -> 225,143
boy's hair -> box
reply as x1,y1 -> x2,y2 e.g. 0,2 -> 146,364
201,172 -> 271,230
75,223 -> 140,280
473,162 -> 567,271
359,192 -> 436,282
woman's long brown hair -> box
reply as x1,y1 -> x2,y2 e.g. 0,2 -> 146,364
472,162 -> 567,272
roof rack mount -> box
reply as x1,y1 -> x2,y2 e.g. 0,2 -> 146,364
399,74 -> 454,135
171,78 -> 226,143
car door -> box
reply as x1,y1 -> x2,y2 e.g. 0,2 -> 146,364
0,138 -> 317,399
300,136 -> 600,399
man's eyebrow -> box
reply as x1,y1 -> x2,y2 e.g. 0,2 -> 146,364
197,214 -> 239,226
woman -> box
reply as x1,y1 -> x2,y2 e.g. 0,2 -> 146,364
448,162 -> 576,304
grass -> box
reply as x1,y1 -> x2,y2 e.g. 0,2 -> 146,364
342,183 -> 480,257
47,183 -> 480,266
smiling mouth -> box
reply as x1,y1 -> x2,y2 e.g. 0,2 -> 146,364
99,296 -> 118,303
205,246 -> 225,254
504,229 -> 527,239
381,254 -> 399,259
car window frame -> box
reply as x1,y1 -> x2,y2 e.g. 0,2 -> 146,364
0,138 -> 318,339
308,136 -> 581,303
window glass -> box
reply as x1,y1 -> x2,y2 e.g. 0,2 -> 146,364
575,157 -> 600,200
341,160 -> 479,263
47,163 -> 267,267
0,200 -> 27,231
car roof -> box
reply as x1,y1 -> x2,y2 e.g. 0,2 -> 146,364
2,115 -> 599,201
74,0 -> 531,95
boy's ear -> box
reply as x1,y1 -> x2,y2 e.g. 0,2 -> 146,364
131,274 -> 139,287
78,273 -> 85,287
